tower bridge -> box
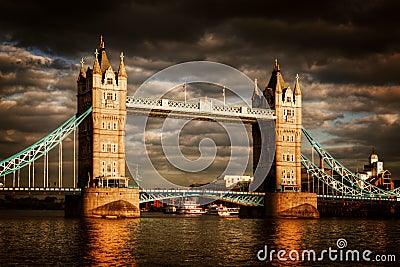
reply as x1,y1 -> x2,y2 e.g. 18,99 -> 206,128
1,37 -> 399,218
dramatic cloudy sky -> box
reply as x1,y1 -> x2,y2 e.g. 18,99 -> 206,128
1,0 -> 399,187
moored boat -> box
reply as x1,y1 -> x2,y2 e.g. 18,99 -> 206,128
206,204 -> 240,217
177,200 -> 205,214
164,205 -> 177,214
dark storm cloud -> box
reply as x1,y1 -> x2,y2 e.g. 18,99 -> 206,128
305,55 -> 400,85
2,1 -> 400,72
327,114 -> 400,156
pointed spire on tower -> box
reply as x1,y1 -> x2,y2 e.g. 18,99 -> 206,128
78,58 -> 86,80
93,49 -> 101,74
99,35 -> 105,49
118,52 -> 128,78
273,58 -> 280,71
97,35 -> 111,74
253,78 -> 259,96
252,78 -> 262,108
275,72 -> 282,93
267,58 -> 286,90
294,74 -> 301,95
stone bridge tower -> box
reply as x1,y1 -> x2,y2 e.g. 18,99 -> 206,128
251,60 -> 319,218
71,37 -> 139,218
77,36 -> 127,188
263,59 -> 302,192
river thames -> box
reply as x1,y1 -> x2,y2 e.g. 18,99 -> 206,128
0,210 -> 399,266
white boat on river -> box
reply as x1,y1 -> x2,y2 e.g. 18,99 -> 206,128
205,204 -> 240,217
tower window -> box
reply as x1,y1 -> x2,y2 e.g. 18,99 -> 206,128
101,161 -> 106,176
113,161 -> 117,176
284,109 -> 294,116
112,144 -> 117,153
107,78 -> 113,85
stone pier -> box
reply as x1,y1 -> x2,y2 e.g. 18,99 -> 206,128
65,188 -> 140,218
264,192 -> 319,218
81,188 -> 140,218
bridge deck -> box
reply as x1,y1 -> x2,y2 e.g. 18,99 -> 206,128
2,188 -> 399,204
126,97 -> 275,124
0,187 -> 266,205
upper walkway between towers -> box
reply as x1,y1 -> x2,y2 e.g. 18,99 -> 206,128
126,96 -> 276,124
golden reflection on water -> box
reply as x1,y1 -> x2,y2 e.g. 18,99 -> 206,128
272,219 -> 307,251
83,218 -> 140,266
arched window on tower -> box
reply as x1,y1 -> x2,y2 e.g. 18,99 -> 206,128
112,161 -> 117,177
101,161 -> 105,176
107,92 -> 113,100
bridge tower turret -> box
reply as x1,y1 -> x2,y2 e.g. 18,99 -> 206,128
70,36 -> 139,218
248,59 -> 318,218
76,36 -> 127,189
256,59 -> 302,192
265,59 -> 302,192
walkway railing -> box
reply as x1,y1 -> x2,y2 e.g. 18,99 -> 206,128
139,189 -> 265,206
126,96 -> 275,123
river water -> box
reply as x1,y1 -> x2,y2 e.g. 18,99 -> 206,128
0,210 -> 399,266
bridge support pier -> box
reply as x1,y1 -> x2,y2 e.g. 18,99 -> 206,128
65,188 -> 140,218
82,188 -> 140,218
265,192 -> 319,218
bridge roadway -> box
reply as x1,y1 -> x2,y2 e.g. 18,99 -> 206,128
316,194 -> 400,202
0,187 -> 266,206
126,96 -> 276,124
2,187 -> 400,205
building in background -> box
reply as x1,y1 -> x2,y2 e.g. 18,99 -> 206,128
224,175 -> 253,188
356,150 -> 394,190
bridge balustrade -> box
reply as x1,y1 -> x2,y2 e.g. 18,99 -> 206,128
126,96 -> 275,121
